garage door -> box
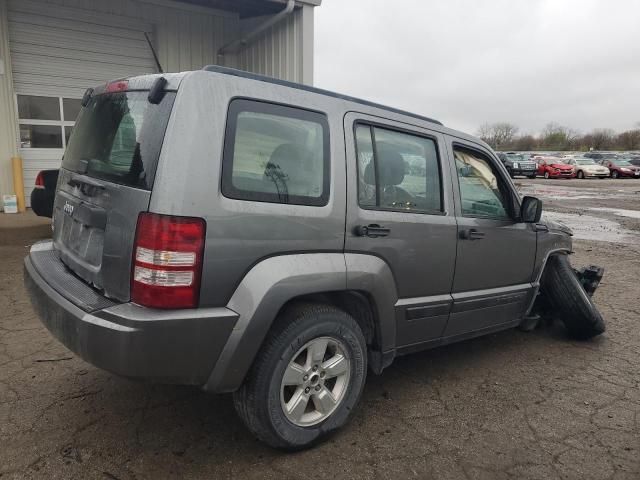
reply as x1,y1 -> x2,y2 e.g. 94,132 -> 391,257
7,0 -> 157,206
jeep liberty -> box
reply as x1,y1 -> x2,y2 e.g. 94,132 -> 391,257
24,67 -> 604,450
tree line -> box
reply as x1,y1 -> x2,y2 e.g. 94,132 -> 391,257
477,122 -> 640,152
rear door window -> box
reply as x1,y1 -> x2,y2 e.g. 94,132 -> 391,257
62,91 -> 176,189
355,124 -> 442,213
222,99 -> 330,206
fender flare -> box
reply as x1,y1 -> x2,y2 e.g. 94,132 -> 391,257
203,253 -> 398,393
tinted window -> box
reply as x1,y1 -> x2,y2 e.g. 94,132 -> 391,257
19,125 -> 63,148
222,99 -> 330,206
62,91 -> 176,189
454,147 -> 511,219
17,95 -> 60,120
355,125 -> 442,213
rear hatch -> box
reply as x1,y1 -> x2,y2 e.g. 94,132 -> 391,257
52,78 -> 177,302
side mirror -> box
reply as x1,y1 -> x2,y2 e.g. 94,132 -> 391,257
521,196 -> 542,223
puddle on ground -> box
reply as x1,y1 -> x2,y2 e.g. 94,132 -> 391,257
542,211 -> 640,244
516,183 -> 633,201
588,207 -> 640,219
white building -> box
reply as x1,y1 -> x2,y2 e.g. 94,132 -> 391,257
0,0 -> 320,209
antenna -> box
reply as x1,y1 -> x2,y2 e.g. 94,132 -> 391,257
144,32 -> 164,74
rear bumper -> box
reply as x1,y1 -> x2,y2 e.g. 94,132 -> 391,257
24,242 -> 238,385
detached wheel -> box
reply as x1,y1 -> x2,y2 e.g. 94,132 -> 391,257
541,255 -> 605,339
233,304 -> 367,450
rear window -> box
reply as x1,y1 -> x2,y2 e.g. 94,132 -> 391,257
62,91 -> 176,189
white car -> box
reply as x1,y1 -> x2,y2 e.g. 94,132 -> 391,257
566,157 -> 610,179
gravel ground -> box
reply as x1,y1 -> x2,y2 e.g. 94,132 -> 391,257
1,179 -> 639,479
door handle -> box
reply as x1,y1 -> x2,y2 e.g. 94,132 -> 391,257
459,228 -> 485,240
354,224 -> 390,238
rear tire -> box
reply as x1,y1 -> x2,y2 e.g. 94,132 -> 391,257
233,303 -> 367,450
541,255 -> 605,340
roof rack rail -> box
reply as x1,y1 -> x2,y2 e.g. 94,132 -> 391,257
201,65 -> 443,126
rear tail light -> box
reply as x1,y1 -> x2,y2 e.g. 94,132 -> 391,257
34,171 -> 44,188
131,213 -> 206,309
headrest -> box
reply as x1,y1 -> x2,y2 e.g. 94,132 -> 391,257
264,143 -> 312,181
363,145 -> 405,186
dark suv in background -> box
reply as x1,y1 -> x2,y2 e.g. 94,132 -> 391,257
497,152 -> 537,178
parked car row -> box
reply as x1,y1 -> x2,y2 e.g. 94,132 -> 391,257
497,151 -> 640,180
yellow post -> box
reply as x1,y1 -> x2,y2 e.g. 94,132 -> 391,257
11,156 -> 25,212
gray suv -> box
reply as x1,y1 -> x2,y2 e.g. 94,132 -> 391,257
24,67 -> 604,450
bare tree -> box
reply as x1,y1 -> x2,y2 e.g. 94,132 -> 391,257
477,123 -> 494,145
588,129 -> 616,150
617,129 -> 640,150
539,122 -> 578,150
513,134 -> 537,151
476,122 -> 519,149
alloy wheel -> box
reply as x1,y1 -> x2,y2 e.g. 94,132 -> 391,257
280,336 -> 351,427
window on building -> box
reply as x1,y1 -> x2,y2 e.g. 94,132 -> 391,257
355,124 -> 442,213
454,146 -> 511,219
222,99 -> 330,206
17,95 -> 82,148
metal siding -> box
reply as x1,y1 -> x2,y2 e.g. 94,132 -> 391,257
237,8 -> 305,83
8,0 -> 156,96
1,0 -> 315,206
6,0 -> 238,206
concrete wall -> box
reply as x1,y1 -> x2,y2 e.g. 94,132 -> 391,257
0,0 -> 315,208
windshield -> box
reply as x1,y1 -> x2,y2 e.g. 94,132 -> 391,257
613,159 -> 632,166
62,91 -> 176,189
506,154 -> 524,161
576,159 -> 596,165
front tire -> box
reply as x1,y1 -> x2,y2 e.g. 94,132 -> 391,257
577,170 -> 585,179
233,303 -> 367,450
544,171 -> 550,179
611,170 -> 619,178
541,255 -> 605,340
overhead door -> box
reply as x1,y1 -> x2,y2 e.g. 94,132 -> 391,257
7,0 -> 156,206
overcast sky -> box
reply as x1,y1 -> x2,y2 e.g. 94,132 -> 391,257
314,0 -> 640,136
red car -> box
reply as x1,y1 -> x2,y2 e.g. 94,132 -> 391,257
599,158 -> 640,178
536,157 -> 575,179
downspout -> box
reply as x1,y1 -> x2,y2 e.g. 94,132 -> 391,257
218,0 -> 295,56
